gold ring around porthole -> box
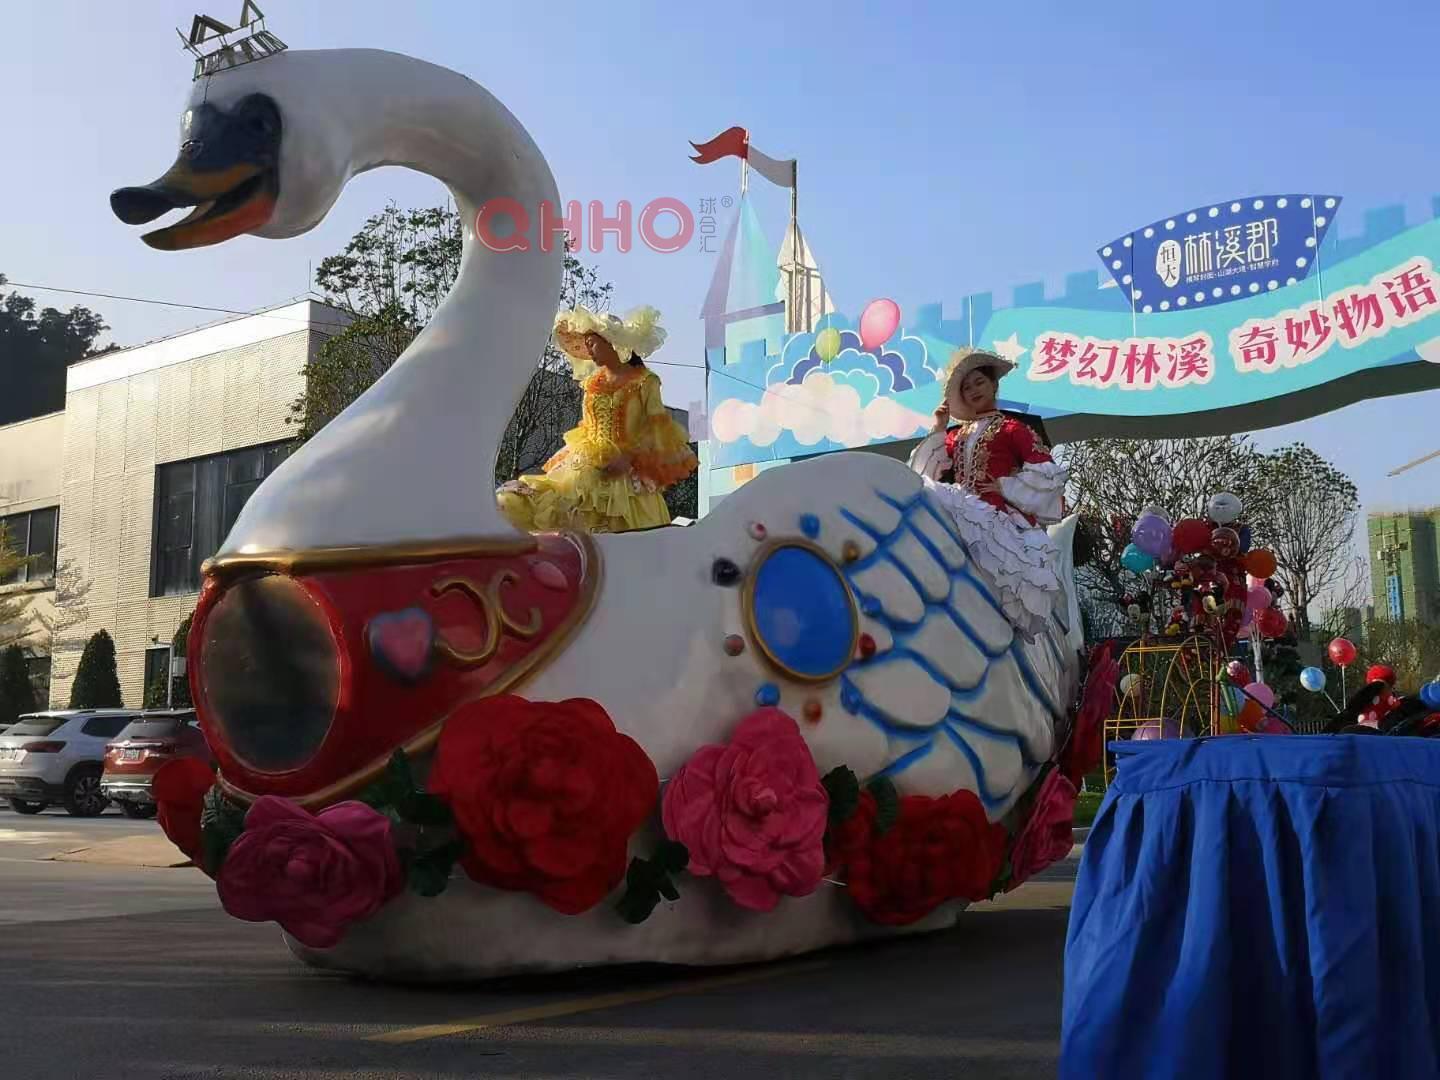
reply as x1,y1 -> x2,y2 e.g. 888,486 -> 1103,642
740,537 -> 860,685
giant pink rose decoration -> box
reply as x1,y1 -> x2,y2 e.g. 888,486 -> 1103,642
661,709 -> 828,912
1007,769 -> 1077,890
216,796 -> 404,948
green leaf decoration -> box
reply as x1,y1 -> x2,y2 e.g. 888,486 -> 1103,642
616,856 -> 663,924
867,776 -> 899,837
988,852 -> 1014,900
408,838 -> 465,898
199,785 -> 246,875
614,840 -> 688,925
652,840 -> 689,875
386,749 -> 415,793
822,766 -> 860,824
396,791 -> 454,827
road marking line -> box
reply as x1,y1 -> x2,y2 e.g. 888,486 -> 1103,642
366,959 -> 830,1044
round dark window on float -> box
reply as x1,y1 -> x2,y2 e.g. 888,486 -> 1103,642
199,573 -> 341,773
742,540 -> 858,684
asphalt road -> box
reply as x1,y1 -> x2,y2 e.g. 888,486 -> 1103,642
0,807 -> 1077,1079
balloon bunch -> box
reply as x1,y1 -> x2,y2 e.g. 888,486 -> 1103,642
1118,493 -> 1285,651
1217,659 -> 1293,735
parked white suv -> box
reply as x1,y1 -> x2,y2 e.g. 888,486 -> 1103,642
0,710 -> 141,816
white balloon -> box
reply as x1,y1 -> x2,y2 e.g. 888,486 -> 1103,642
1120,673 -> 1139,694
1207,492 -> 1243,524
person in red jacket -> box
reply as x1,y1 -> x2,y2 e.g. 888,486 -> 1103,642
909,347 -> 1067,640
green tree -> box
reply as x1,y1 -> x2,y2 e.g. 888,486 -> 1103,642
664,463 -> 699,521
1357,618 -> 1440,695
0,275 -> 111,426
1059,436 -> 1278,637
0,524 -> 32,648
290,204 -> 613,487
69,629 -> 123,709
170,614 -> 193,708
0,644 -> 37,727
1254,444 -> 1361,640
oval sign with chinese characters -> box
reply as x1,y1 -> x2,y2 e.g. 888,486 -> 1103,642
1098,195 -> 1341,314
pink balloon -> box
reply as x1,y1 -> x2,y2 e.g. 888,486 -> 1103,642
1246,584 -> 1273,611
858,298 -> 901,352
1244,681 -> 1275,709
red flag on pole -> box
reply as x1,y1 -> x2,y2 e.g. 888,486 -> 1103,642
690,126 -> 796,189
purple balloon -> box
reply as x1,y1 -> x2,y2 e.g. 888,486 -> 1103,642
1131,514 -> 1174,559
1133,716 -> 1182,741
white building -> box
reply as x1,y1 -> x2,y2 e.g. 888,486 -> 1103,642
0,299 -> 343,706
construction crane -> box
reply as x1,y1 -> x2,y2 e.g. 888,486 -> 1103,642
1387,448 -> 1440,477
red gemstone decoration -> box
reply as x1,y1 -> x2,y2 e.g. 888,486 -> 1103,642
858,633 -> 877,659
723,634 -> 745,656
803,700 -> 823,724
748,522 -> 768,541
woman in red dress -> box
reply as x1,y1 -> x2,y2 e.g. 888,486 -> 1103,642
908,348 -> 1067,640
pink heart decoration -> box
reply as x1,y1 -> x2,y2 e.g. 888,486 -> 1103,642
367,607 -> 437,685
531,559 -> 569,591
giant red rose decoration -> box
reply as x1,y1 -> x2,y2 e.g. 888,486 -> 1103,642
662,708 -> 828,912
151,756 -> 214,867
428,695 -> 658,915
216,797 -> 404,948
1007,768 -> 1077,890
1061,642 -> 1119,787
831,789 -> 1005,926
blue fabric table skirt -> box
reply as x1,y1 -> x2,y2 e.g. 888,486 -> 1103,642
1061,735 -> 1440,1080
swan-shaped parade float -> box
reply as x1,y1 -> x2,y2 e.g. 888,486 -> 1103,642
110,23 -> 1102,981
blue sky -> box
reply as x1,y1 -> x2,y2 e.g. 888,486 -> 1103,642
6,0 -> 1440,531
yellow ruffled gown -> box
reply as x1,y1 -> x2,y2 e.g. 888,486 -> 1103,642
498,366 -> 698,533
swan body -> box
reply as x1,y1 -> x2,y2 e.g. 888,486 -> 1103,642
115,46 -> 1084,980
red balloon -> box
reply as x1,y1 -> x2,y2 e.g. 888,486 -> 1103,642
1366,664 -> 1396,686
1257,607 -> 1288,638
1328,638 -> 1358,666
1226,660 -> 1252,684
1210,527 -> 1241,559
1173,519 -> 1212,555
1238,699 -> 1264,732
1245,549 -> 1277,579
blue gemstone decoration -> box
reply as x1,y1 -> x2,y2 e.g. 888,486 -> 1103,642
861,595 -> 882,617
750,545 -> 856,680
799,513 -> 821,538
755,682 -> 781,707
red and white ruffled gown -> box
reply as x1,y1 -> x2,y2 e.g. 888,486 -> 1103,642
908,412 -> 1067,640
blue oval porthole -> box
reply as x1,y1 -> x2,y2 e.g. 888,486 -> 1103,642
744,541 -> 858,683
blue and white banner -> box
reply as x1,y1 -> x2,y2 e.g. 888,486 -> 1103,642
1097,195 -> 1341,314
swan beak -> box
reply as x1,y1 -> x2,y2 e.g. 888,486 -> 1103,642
110,95 -> 281,251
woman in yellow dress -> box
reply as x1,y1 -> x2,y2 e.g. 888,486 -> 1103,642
497,306 -> 698,533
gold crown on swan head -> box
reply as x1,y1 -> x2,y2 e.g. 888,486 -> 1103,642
178,2 -> 287,81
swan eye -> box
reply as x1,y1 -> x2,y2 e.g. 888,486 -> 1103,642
742,541 -> 858,683
197,575 -> 340,773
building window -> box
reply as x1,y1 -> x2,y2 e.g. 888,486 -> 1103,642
25,654 -> 51,704
0,506 -> 59,585
150,441 -> 294,597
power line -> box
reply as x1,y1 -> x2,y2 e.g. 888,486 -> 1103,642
5,279 -> 869,423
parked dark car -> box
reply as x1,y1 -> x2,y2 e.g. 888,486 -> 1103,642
100,710 -> 210,818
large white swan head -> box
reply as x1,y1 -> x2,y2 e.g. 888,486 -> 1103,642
108,51 -> 364,249
110,49 -> 549,251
